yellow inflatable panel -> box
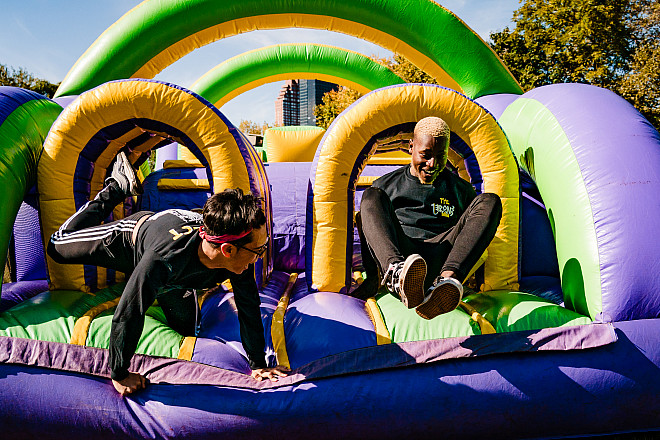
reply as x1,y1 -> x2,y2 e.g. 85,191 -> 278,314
264,127 -> 326,162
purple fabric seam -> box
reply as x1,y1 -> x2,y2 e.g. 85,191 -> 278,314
0,323 -> 616,390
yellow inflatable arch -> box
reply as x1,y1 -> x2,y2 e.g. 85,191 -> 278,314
308,84 -> 520,292
39,79 -> 271,292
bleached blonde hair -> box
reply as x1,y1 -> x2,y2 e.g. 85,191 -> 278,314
414,116 -> 450,141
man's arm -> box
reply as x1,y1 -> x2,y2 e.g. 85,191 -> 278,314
231,267 -> 291,381
110,251 -> 169,395
230,264 -> 268,370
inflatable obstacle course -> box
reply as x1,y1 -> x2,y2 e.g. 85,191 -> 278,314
1,0 -> 659,438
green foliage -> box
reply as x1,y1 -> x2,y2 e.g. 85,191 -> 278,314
490,0 -> 660,130
238,119 -> 272,135
619,0 -> 660,128
374,54 -> 438,84
0,64 -> 59,98
313,87 -> 363,129
490,0 -> 635,90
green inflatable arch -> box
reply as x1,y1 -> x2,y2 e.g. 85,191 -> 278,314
0,91 -> 62,283
55,0 -> 522,99
190,44 -> 405,108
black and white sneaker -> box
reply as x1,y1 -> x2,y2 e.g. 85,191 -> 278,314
106,151 -> 143,196
416,276 -> 463,319
381,254 -> 427,308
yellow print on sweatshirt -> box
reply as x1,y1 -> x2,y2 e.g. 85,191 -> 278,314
432,199 -> 455,218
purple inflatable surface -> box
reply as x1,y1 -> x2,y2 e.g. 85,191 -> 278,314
0,279 -> 49,312
0,320 -> 656,440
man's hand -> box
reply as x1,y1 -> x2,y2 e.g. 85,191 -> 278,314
112,372 -> 147,396
250,365 -> 291,382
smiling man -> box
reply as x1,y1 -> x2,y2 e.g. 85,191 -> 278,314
47,152 -> 288,396
352,117 -> 502,319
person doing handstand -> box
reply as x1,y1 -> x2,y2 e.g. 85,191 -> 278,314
352,117 -> 502,319
47,152 -> 289,396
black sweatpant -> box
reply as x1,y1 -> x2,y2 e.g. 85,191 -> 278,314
47,183 -> 198,336
358,187 -> 502,291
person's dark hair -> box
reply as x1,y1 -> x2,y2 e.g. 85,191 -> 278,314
202,188 -> 266,247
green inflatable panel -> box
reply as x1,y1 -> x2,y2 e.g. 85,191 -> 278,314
0,283 -> 184,359
55,0 -> 522,98
0,286 -> 121,342
376,290 -> 479,342
0,95 -> 62,285
87,306 -> 182,359
377,287 -> 591,343
190,43 -> 405,107
498,98 -> 601,319
463,291 -> 592,333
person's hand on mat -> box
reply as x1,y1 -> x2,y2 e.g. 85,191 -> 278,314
251,365 -> 291,382
113,372 -> 147,396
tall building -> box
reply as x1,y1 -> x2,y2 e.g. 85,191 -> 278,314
299,79 -> 338,126
274,80 -> 299,126
275,79 -> 338,127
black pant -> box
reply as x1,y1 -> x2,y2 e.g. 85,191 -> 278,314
47,183 -> 197,335
358,187 -> 502,291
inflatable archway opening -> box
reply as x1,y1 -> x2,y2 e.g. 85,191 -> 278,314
55,0 -> 522,100
308,84 -> 519,293
38,79 -> 272,292
356,122 -> 484,186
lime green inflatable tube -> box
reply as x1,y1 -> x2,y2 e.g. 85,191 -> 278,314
55,0 -> 522,98
0,89 -> 62,286
190,43 -> 405,107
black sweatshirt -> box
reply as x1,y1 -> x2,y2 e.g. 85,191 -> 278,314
373,166 -> 476,240
109,209 -> 266,381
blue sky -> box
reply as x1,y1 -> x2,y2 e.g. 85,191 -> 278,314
1,0 -> 521,125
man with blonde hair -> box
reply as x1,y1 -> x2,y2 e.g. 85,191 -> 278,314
352,116 -> 501,319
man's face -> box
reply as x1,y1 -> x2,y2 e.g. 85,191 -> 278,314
409,133 -> 448,184
226,225 -> 269,274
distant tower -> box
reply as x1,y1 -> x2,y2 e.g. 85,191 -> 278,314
299,79 -> 338,126
275,80 -> 299,126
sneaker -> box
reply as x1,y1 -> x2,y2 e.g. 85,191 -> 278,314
106,151 -> 143,196
416,276 -> 463,320
381,254 -> 427,308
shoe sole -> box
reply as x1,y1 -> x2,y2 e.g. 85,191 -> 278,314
400,256 -> 427,308
117,152 -> 143,196
416,282 -> 461,319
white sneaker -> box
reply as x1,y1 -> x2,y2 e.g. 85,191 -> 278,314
106,151 -> 143,196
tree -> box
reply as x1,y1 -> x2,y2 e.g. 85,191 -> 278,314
490,0 -> 635,91
314,87 -> 363,129
619,0 -> 660,128
238,119 -> 272,134
490,0 -> 660,130
373,54 -> 438,85
0,64 -> 59,98
313,54 -> 437,128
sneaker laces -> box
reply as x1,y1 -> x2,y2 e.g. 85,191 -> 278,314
381,262 -> 403,293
